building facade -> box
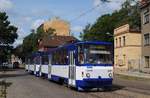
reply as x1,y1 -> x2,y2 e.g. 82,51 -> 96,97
42,17 -> 70,36
114,24 -> 141,72
140,0 -> 150,73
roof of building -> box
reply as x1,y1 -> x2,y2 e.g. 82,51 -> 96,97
114,24 -> 141,36
40,35 -> 78,47
140,0 -> 150,9
129,28 -> 141,33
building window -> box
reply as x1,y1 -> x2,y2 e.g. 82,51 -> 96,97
143,8 -> 149,24
115,55 -> 118,66
123,36 -> 126,46
145,56 -> 150,68
144,33 -> 150,46
115,38 -> 118,47
119,37 -> 121,47
123,54 -> 126,65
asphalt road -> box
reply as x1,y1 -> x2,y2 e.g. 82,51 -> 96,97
0,69 -> 150,98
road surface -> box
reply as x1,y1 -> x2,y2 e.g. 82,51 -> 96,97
0,69 -> 150,98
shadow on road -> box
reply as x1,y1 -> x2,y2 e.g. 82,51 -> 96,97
110,84 -> 125,91
74,84 -> 125,93
0,73 -> 28,78
0,70 -> 28,78
0,68 -> 24,72
0,80 -> 12,98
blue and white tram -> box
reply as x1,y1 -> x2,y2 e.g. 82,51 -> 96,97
26,52 -> 41,75
33,52 -> 42,76
39,52 -> 49,77
47,41 -> 113,90
25,57 -> 30,71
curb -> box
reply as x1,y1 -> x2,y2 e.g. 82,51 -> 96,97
115,73 -> 150,80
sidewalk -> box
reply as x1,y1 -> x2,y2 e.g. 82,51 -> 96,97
115,70 -> 150,79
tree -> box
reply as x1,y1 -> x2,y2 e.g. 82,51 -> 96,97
20,26 -> 55,60
81,0 -> 140,42
36,24 -> 56,40
22,31 -> 37,57
0,12 -> 18,63
0,12 -> 18,45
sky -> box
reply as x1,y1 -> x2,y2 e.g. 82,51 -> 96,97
0,0 -> 126,47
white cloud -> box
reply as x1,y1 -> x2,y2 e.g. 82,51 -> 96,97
71,26 -> 83,33
93,0 -> 126,14
31,19 -> 45,30
0,0 -> 13,11
23,16 -> 32,22
13,27 -> 26,47
13,38 -> 23,47
94,0 -> 101,7
71,25 -> 83,39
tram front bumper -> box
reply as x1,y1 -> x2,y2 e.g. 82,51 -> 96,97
76,78 -> 113,89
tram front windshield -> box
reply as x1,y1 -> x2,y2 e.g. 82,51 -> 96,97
78,44 -> 112,65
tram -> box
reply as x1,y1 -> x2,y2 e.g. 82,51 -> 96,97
26,41 -> 113,90
25,52 -> 41,75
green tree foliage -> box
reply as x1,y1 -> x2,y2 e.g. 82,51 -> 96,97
0,12 -> 18,63
0,12 -> 18,44
21,26 -> 55,58
81,0 -> 141,42
22,31 -> 37,57
36,24 -> 56,40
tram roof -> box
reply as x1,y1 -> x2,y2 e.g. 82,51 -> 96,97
31,51 -> 45,57
47,41 -> 112,53
75,41 -> 112,45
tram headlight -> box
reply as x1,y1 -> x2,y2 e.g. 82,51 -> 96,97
108,73 -> 112,78
86,73 -> 90,78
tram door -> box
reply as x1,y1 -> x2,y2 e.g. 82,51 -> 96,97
69,51 -> 76,86
48,55 -> 52,79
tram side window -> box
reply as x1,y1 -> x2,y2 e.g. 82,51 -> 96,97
27,58 -> 31,64
61,49 -> 69,65
52,51 -> 58,65
78,45 -> 84,64
42,55 -> 49,65
25,58 -> 29,64
52,49 -> 69,65
31,57 -> 34,64
35,56 -> 41,64
29,59 -> 31,64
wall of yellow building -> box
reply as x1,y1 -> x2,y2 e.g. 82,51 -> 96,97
114,24 -> 141,72
43,17 -> 70,36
